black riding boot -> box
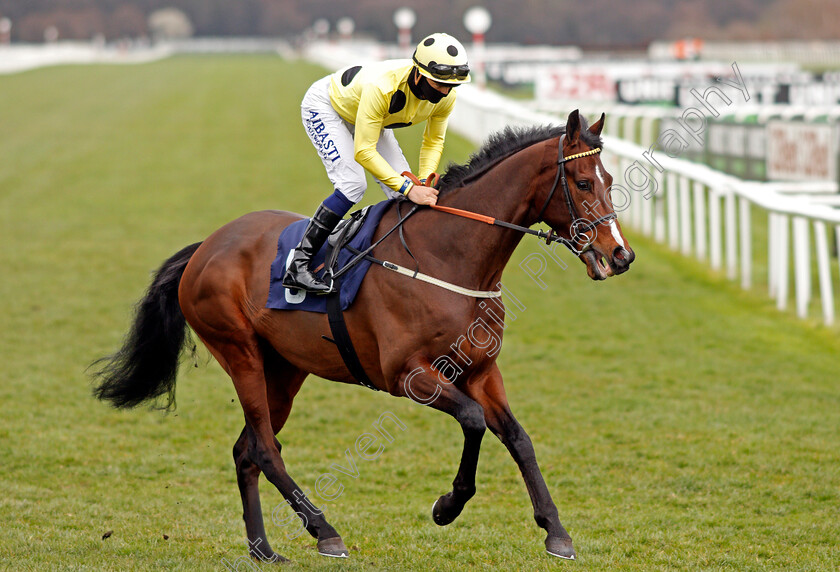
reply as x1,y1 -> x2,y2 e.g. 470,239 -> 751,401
282,204 -> 342,294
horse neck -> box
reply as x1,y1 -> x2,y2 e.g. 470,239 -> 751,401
418,140 -> 554,290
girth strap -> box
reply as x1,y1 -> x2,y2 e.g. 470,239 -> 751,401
325,278 -> 379,391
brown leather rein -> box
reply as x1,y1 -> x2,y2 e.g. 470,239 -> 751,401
403,136 -> 616,257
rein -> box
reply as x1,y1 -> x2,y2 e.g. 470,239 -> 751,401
328,206 -> 502,298
328,136 -> 618,298
430,203 -> 569,246
431,137 -> 616,257
330,204 -> 421,280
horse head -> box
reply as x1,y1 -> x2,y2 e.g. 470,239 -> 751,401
535,109 -> 635,280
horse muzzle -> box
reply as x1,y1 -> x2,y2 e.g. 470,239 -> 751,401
609,246 -> 635,275
580,246 -> 635,280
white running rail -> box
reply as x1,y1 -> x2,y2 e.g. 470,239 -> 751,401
450,85 -> 840,327
305,40 -> 840,326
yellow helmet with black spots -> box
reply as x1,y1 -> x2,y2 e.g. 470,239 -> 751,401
412,33 -> 471,85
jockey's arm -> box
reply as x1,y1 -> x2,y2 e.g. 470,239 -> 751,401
353,85 -> 404,192
418,93 -> 455,180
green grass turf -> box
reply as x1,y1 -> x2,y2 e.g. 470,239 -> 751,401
1,55 -> 839,571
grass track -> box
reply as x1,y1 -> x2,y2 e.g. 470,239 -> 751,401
1,56 -> 839,571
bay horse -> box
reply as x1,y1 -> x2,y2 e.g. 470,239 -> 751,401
92,110 -> 635,562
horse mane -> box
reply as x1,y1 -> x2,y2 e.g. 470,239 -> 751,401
438,118 -> 603,194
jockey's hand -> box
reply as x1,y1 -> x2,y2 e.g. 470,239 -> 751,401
400,171 -> 440,206
407,184 -> 439,206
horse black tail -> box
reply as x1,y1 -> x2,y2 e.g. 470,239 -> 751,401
91,242 -> 203,410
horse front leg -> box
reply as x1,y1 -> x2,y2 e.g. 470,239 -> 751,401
467,364 -> 576,560
397,362 -> 486,526
433,411 -> 485,526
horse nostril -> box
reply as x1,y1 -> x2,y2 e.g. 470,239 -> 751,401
612,247 -> 635,269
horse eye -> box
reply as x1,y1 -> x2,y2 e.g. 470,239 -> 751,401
576,180 -> 590,191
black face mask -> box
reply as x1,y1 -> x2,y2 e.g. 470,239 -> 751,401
409,72 -> 450,104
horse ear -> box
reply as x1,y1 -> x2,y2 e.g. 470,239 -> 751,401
589,112 -> 606,137
565,109 -> 581,144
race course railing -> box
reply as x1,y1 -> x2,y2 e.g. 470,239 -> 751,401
302,40 -> 840,327
451,85 -> 840,327
12,40 -> 838,326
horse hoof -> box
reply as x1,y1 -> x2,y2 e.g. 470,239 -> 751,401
317,536 -> 349,558
432,499 -> 452,526
545,536 -> 576,560
432,497 -> 458,526
432,498 -> 445,525
432,495 -> 460,526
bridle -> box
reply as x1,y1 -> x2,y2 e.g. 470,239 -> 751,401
534,135 -> 617,252
328,136 -> 620,293
430,135 -> 617,256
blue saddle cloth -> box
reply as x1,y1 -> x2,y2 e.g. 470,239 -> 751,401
266,200 -> 394,312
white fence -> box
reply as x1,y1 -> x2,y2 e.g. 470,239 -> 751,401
650,40 -> 840,68
533,101 -> 840,147
301,40 -> 840,326
451,85 -> 840,327
0,42 -> 171,74
0,39 -> 295,75
6,40 -> 837,325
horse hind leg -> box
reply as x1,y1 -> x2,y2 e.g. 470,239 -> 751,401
230,341 -> 348,560
233,426 -> 285,562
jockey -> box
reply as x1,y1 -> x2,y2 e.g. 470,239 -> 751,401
283,33 -> 471,294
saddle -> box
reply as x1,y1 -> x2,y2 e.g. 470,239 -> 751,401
265,199 -> 404,391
